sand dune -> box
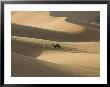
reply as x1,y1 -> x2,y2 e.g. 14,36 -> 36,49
11,36 -> 99,77
11,11 -> 100,77
38,51 -> 99,70
12,52 -> 99,77
12,23 -> 99,42
11,11 -> 100,42
12,36 -> 99,54
51,11 -> 100,29
12,52 -> 77,77
12,11 -> 85,33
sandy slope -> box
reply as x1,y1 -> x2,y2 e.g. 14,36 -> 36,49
11,11 -> 100,42
12,36 -> 99,53
11,36 -> 100,77
11,11 -> 100,77
11,23 -> 99,42
12,52 -> 99,77
12,11 -> 85,33
38,51 -> 99,70
51,11 -> 100,29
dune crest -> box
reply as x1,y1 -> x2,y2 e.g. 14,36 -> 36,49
11,11 -> 100,77
12,11 -> 85,33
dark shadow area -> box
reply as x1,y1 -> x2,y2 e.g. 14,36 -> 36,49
11,39 -> 43,58
12,38 -> 99,61
12,39 -> 99,57
50,11 -> 100,19
50,11 -> 100,29
66,16 -> 100,29
11,23 -> 100,42
11,52 -> 99,77
11,52 -> 82,77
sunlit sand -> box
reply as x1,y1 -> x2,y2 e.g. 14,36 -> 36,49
11,11 -> 100,77
12,11 -> 85,33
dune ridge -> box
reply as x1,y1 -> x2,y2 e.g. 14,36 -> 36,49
12,23 -> 99,42
12,11 -> 85,33
12,52 -> 99,77
11,11 -> 100,77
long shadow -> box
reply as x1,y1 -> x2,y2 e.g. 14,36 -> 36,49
11,23 -> 100,42
12,52 -> 99,77
12,39 -> 43,58
11,52 -> 83,77
12,37 -> 99,56
50,11 -> 100,29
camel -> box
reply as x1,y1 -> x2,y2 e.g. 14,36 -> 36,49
51,44 -> 61,49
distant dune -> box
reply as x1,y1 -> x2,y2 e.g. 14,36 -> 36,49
51,11 -> 100,29
11,11 -> 100,42
12,11 -> 85,33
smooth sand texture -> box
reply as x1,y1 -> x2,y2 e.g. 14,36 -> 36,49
12,52 -> 99,77
12,11 -> 85,33
11,23 -> 99,42
12,36 -> 100,77
38,51 -> 99,69
11,11 -> 100,77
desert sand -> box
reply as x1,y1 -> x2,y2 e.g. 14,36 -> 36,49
11,11 -> 100,77
12,11 -> 85,33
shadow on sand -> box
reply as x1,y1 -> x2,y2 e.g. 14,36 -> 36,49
50,11 -> 100,29
12,52 -> 99,77
12,23 -> 99,42
11,52 -> 83,77
11,39 -> 43,58
11,23 -> 100,77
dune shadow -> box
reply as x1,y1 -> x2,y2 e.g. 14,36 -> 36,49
50,11 -> 100,29
11,52 -> 83,77
12,52 -> 99,77
11,39 -> 43,58
11,23 -> 99,42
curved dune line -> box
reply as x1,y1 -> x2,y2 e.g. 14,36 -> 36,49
11,11 -> 85,33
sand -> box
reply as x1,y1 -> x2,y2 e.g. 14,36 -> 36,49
11,11 -> 100,77
38,51 -> 99,69
12,52 -> 99,77
11,36 -> 100,77
12,11 -> 85,33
